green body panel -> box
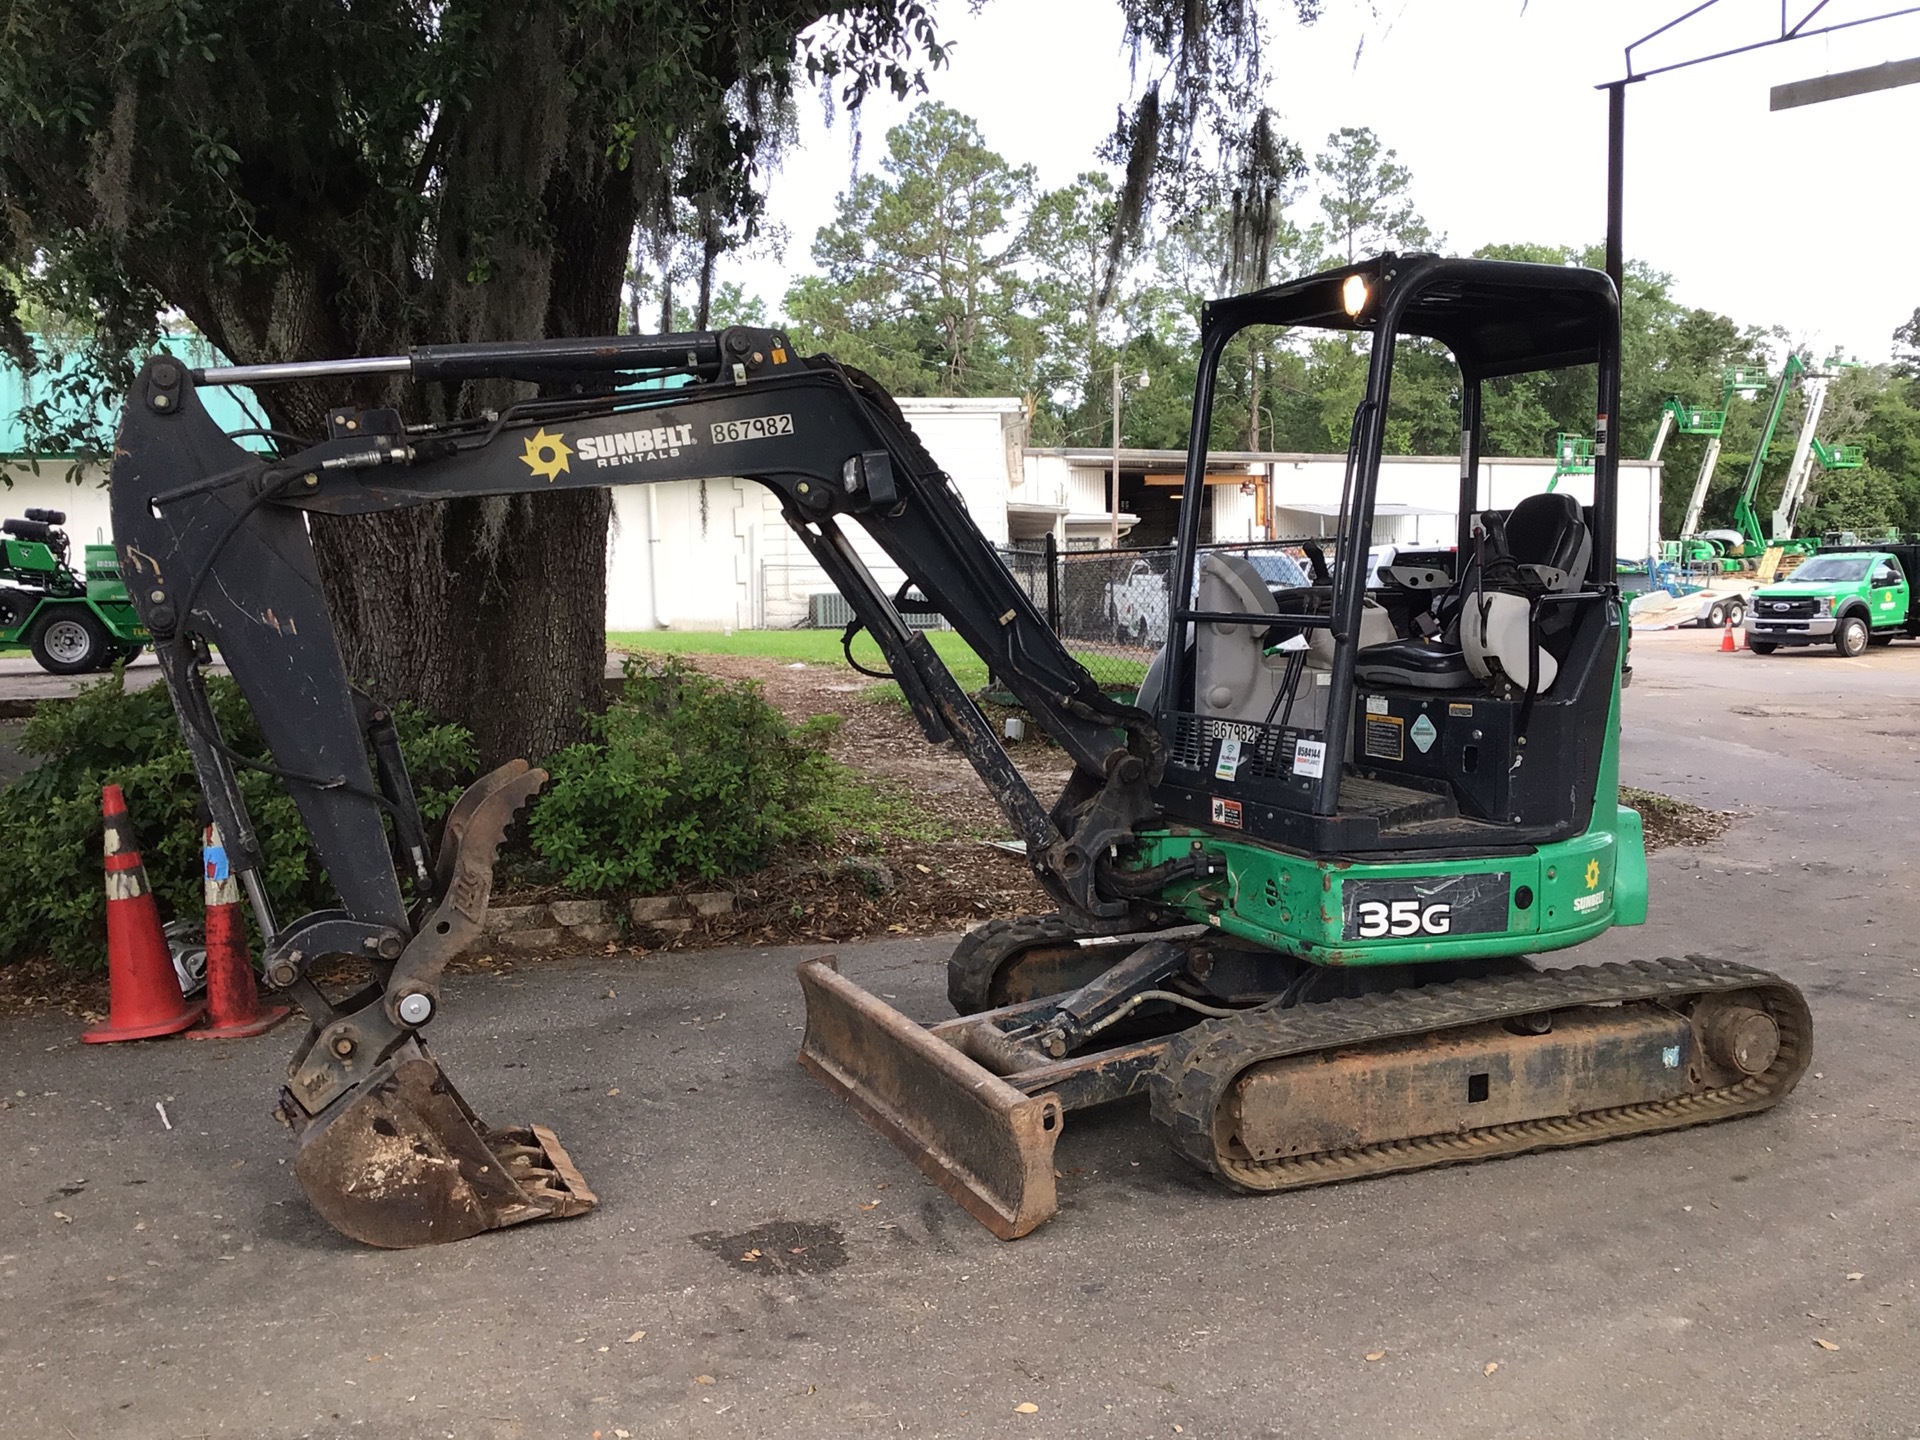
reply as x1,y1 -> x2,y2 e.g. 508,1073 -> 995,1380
0,540 -> 146,648
2,538 -> 59,574
0,595 -> 146,646
1612,803 -> 1649,925
1132,612 -> 1646,967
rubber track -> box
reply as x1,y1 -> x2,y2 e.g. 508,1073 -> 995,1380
1147,955 -> 1812,1191
947,914 -> 1088,1014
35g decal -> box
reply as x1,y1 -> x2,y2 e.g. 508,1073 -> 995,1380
1341,873 -> 1511,942
1353,899 -> 1453,937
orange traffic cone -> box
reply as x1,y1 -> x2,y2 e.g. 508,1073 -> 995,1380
187,823 -> 290,1040
83,785 -> 204,1043
1720,621 -> 1736,653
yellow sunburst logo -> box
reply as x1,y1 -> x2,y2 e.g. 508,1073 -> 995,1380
520,428 -> 573,482
1584,859 -> 1601,890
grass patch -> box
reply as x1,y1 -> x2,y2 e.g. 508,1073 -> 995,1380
813,762 -> 956,845
610,627 -> 990,703
608,628 -> 1145,705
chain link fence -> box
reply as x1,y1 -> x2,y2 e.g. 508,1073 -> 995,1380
768,536 -> 1337,704
997,537 -> 1333,699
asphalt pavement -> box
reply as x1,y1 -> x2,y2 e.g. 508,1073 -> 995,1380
4,629 -> 1920,1439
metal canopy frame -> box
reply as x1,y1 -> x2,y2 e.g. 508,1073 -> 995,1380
1598,2 -> 1920,292
1615,2 -> 1920,84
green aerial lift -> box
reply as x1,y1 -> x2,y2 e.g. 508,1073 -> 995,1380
1547,432 -> 1594,491
1728,352 -> 1864,558
1773,358 -> 1867,540
1809,437 -> 1866,470
1663,366 -> 1768,550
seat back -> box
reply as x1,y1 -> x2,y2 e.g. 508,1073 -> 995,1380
1457,493 -> 1592,694
1501,492 -> 1591,592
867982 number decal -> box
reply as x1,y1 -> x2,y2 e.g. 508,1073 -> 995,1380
711,413 -> 794,444
1341,872 -> 1511,942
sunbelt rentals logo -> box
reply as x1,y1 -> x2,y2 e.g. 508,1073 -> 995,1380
1573,856 -> 1606,914
520,428 -> 573,482
577,422 -> 697,469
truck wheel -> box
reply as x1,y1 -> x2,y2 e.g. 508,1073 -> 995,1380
1835,615 -> 1869,658
29,611 -> 108,674
95,642 -> 142,670
1706,602 -> 1727,627
1725,599 -> 1745,628
1748,641 -> 1777,655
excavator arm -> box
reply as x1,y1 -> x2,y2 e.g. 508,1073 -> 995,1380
108,329 -> 1174,1246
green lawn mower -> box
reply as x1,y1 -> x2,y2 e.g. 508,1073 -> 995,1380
0,509 -> 147,673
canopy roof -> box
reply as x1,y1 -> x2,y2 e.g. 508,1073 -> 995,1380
1204,254 -> 1618,382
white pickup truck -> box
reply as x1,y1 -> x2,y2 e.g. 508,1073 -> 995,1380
1107,548 -> 1320,647
1108,559 -> 1168,645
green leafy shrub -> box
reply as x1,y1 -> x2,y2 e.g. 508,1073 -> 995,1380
0,669 -> 473,969
529,658 -> 841,893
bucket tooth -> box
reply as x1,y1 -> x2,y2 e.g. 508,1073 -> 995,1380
289,1038 -> 595,1248
796,956 -> 1062,1240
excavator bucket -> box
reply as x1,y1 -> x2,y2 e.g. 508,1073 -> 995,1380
289,1037 -> 596,1249
281,760 -> 595,1249
796,956 -> 1062,1239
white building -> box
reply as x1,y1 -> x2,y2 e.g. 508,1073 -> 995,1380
1033,447 -> 1661,562
604,396 -> 1032,631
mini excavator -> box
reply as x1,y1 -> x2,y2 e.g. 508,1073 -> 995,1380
109,255 -> 1809,1247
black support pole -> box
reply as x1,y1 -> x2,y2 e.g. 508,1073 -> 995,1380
1604,81 -> 1627,295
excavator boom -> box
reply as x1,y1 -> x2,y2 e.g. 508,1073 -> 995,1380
109,333 -> 1169,1245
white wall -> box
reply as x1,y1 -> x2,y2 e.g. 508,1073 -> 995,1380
604,396 -> 1027,630
1264,454 -> 1661,558
0,462 -> 115,547
895,399 -> 1023,549
1210,482 -> 1263,542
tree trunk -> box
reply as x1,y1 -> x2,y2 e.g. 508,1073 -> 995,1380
296,0 -> 636,767
309,492 -> 610,768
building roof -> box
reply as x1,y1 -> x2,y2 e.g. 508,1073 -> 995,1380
1,335 -> 268,458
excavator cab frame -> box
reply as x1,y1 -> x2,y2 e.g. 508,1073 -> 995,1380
107,255 -> 1809,1249
1152,256 -> 1622,857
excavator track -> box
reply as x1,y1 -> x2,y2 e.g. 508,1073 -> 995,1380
948,914 -> 1101,1014
1148,955 -> 1810,1192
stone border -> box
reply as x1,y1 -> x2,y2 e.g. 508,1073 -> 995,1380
481,892 -> 736,952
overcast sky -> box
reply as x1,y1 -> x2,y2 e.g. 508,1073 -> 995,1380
731,0 -> 1920,364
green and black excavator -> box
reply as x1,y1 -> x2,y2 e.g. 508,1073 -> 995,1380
109,254 -> 1809,1247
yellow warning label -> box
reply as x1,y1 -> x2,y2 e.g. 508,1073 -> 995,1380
1364,713 -> 1404,761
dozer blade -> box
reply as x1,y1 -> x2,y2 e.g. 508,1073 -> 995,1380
796,956 -> 1063,1240
290,1038 -> 596,1249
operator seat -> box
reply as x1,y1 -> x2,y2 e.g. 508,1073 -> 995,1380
1193,553 -> 1394,733
1354,492 -> 1591,694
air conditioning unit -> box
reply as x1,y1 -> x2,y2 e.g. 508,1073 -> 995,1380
807,590 -> 856,629
805,589 -> 946,631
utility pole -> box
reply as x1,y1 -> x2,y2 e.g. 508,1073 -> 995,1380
1109,360 -> 1123,552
